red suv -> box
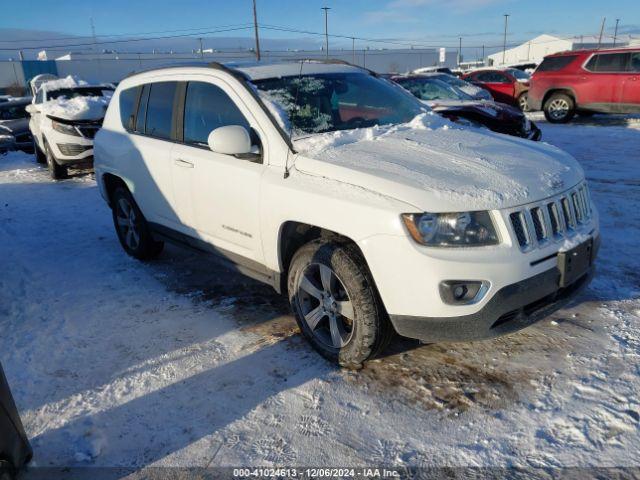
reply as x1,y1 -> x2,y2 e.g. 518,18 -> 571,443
529,47 -> 640,123
461,68 -> 531,111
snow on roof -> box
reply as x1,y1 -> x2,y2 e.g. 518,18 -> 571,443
41,75 -> 89,92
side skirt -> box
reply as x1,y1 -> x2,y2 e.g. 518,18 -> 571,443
148,222 -> 282,294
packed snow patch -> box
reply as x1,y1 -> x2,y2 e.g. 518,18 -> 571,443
42,95 -> 109,121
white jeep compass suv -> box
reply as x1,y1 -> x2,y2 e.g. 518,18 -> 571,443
94,61 -> 599,368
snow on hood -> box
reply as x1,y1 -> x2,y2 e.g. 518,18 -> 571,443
42,95 -> 109,121
293,113 -> 584,212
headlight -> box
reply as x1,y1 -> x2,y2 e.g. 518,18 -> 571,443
401,211 -> 499,247
51,120 -> 80,137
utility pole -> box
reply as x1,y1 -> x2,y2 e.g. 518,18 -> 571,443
458,37 -> 462,66
322,7 -> 331,59
252,0 -> 261,61
90,17 -> 97,53
198,38 -> 204,58
613,18 -> 620,47
597,17 -> 606,49
351,37 -> 355,64
482,45 -> 485,64
502,14 -> 509,66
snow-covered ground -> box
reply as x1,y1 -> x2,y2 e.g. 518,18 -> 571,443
1,114 -> 639,473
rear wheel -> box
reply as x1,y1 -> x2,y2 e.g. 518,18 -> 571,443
517,92 -> 530,112
543,92 -> 575,123
111,186 -> 164,260
288,239 -> 392,369
44,141 -> 67,179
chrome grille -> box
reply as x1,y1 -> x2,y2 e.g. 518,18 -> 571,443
508,183 -> 593,251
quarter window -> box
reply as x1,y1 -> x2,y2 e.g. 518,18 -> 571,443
183,81 -> 250,146
536,55 -> 578,72
585,53 -> 630,72
144,82 -> 177,139
629,52 -> 640,72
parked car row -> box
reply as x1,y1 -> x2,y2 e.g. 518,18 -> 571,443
0,98 -> 33,155
90,60 -> 598,367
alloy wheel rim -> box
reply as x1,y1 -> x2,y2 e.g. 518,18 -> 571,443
519,95 -> 529,111
295,263 -> 355,349
549,99 -> 569,120
116,197 -> 140,250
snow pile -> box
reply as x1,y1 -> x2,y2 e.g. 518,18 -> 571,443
42,95 -> 109,121
293,112 -> 583,210
40,75 -> 88,92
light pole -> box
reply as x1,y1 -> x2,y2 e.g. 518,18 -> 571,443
252,0 -> 261,61
613,18 -> 620,47
351,37 -> 355,64
502,14 -> 509,66
322,7 -> 331,59
458,37 -> 462,66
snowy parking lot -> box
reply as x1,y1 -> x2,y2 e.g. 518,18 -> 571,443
1,114 -> 639,471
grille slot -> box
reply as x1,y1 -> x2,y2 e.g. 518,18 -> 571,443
77,126 -> 100,139
510,211 -> 528,247
509,183 -> 592,251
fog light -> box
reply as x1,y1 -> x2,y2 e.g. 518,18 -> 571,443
439,281 -> 488,305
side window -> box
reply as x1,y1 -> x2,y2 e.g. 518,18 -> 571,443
135,84 -> 150,133
35,89 -> 44,104
183,81 -> 250,146
145,82 -> 177,139
119,86 -> 138,131
629,52 -> 640,73
476,72 -> 508,83
586,53 -> 630,72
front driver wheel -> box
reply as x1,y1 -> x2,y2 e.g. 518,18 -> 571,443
543,92 -> 575,123
288,239 -> 392,369
111,186 -> 164,260
44,141 -> 67,179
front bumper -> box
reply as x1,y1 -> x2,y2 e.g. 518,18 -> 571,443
389,264 -> 594,342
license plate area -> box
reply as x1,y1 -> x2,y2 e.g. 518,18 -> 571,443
557,238 -> 593,288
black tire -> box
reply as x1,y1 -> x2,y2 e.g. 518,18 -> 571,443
44,140 -> 67,179
111,186 -> 164,260
517,92 -> 530,112
543,92 -> 575,123
287,239 -> 393,369
33,138 -> 46,163
0,460 -> 14,480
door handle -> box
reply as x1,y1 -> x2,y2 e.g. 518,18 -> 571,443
174,158 -> 194,168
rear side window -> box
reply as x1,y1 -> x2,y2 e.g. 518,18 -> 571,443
629,52 -> 640,72
475,71 -> 510,83
144,82 -> 177,139
183,81 -> 250,145
585,53 -> 630,72
537,55 -> 578,72
119,87 -> 138,131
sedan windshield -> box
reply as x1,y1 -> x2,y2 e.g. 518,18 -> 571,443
253,72 -> 426,137
396,78 -> 474,102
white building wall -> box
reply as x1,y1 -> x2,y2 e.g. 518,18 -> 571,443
489,35 -> 573,66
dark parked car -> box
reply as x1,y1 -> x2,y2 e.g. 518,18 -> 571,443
392,75 -> 541,141
462,68 -> 531,111
0,99 -> 33,153
0,363 -> 32,480
529,47 -> 640,123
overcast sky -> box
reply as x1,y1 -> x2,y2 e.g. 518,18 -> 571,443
0,0 -> 638,55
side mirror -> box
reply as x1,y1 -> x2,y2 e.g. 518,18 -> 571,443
207,125 -> 252,156
25,104 -> 40,115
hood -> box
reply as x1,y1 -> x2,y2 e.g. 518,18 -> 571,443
292,113 -> 583,212
41,95 -> 109,122
429,100 -> 523,121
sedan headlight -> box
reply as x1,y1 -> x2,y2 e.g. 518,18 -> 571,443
51,120 -> 80,137
401,211 -> 499,247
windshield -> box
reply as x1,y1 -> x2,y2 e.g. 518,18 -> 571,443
252,72 -> 426,137
435,74 -> 469,88
396,78 -> 473,102
507,69 -> 530,80
47,87 -> 114,101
